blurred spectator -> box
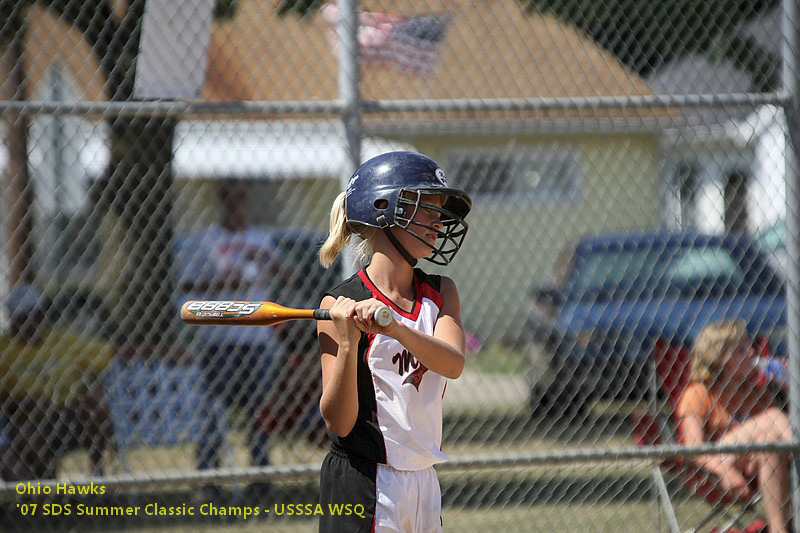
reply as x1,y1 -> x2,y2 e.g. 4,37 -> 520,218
176,180 -> 290,499
0,284 -> 113,480
677,319 -> 791,533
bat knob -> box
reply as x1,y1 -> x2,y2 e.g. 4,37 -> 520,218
374,305 -> 393,327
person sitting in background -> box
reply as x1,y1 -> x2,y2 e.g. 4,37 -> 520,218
0,284 -> 114,480
677,319 -> 791,533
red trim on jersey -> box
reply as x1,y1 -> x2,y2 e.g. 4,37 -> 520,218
358,269 -> 443,321
358,269 -> 421,320
418,279 -> 443,310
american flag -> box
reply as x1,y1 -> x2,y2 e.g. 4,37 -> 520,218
323,4 -> 450,75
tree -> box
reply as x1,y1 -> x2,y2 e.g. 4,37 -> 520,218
521,0 -> 781,91
0,3 -> 34,285
0,0 -> 240,344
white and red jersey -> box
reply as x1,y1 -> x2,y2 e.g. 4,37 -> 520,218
323,268 -> 448,471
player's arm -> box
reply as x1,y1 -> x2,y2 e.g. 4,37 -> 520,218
357,277 -> 465,379
318,295 -> 361,437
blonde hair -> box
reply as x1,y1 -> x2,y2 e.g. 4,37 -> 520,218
689,319 -> 747,384
319,191 -> 375,268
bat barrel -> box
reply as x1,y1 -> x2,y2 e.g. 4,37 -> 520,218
181,301 -> 393,327
181,300 -> 307,326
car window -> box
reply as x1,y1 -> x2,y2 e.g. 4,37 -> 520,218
569,242 -> 750,298
754,222 -> 785,254
663,247 -> 744,285
572,249 -> 655,293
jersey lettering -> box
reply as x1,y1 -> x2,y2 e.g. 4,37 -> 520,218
391,349 -> 429,391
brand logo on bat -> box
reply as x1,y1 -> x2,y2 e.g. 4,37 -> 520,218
185,301 -> 260,318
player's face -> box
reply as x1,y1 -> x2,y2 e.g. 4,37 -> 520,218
397,195 -> 445,258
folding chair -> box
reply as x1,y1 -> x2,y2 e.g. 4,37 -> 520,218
630,340 -> 762,533
104,357 -> 233,474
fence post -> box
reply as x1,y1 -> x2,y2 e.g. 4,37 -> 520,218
782,0 -> 800,521
338,0 -> 361,277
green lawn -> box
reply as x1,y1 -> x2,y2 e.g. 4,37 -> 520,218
38,354 -> 766,533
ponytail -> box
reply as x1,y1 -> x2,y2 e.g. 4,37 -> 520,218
320,192 -> 352,267
319,191 -> 376,268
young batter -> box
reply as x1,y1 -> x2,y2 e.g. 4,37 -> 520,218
316,152 -> 471,532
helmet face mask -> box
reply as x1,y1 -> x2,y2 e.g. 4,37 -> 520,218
345,152 -> 472,266
394,190 -> 469,266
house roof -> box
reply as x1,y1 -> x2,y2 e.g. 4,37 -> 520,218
646,54 -> 753,126
645,4 -> 784,130
204,0 -> 659,119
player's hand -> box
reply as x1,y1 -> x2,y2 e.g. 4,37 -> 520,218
328,296 -> 361,347
352,299 -> 396,335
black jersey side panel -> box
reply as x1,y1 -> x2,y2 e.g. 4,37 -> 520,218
322,273 -> 387,464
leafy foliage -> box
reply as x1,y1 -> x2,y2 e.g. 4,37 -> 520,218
520,0 -> 780,89
277,0 -> 324,17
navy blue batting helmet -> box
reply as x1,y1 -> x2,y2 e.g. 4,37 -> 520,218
345,151 -> 471,265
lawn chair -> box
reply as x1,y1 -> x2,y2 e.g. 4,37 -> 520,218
104,357 -> 232,475
630,340 -> 762,533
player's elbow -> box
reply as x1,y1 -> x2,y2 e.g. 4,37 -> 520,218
324,417 -> 356,438
320,401 -> 356,437
441,353 -> 465,379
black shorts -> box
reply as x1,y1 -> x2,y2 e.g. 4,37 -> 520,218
318,446 -> 377,533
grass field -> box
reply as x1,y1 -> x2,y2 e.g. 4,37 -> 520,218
35,418 -> 761,533
0,344 -> 767,531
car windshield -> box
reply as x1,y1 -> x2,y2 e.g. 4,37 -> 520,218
568,242 -> 748,298
754,221 -> 785,253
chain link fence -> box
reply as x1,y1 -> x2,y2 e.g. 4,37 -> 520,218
1,0 -> 799,531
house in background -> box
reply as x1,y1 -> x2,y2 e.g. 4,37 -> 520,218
649,4 -> 788,238
2,0 -> 672,340
212,0 -> 675,338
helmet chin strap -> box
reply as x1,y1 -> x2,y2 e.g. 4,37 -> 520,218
383,228 -> 418,267
377,215 -> 418,267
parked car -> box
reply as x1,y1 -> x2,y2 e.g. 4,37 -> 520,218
754,220 -> 787,281
524,230 -> 786,417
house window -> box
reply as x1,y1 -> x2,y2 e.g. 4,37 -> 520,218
444,148 -> 582,204
28,64 -> 104,280
675,161 -> 699,229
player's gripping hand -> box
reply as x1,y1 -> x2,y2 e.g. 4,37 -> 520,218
351,298 -> 396,336
328,296 -> 361,347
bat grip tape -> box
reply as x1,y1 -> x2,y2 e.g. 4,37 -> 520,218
313,309 -> 331,321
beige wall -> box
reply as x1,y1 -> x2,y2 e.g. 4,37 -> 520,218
413,132 -> 663,340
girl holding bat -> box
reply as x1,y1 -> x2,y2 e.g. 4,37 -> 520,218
316,152 -> 471,532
